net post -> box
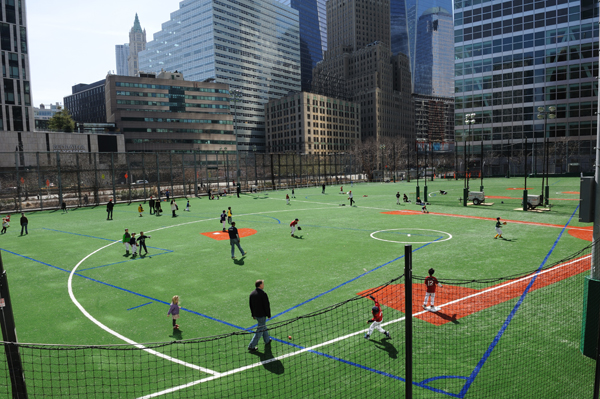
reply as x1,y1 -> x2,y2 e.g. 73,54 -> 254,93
0,252 -> 28,398
405,244 -> 413,398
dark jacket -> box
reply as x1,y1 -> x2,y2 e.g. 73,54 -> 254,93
20,216 -> 27,225
249,288 -> 271,319
107,201 -> 114,211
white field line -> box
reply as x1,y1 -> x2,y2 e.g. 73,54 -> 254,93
137,254 -> 590,398
67,206 -> 347,380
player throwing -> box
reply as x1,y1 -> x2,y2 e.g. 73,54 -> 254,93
423,268 -> 442,312
365,295 -> 391,340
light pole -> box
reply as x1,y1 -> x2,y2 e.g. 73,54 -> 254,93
231,89 -> 242,189
252,144 -> 258,191
380,144 -> 385,182
463,113 -> 476,206
537,106 -> 555,206
220,147 -> 229,189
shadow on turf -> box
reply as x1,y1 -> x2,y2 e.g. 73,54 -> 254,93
233,256 -> 247,265
374,338 -> 398,359
248,343 -> 284,374
292,235 -> 304,239
169,329 -> 183,340
432,311 -> 460,324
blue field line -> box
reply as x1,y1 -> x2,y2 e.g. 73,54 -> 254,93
42,228 -> 119,242
127,302 -> 153,311
78,248 -> 174,272
456,205 -> 579,398
268,336 -> 462,397
0,248 -> 244,331
0,248 -> 74,273
261,238 -> 442,326
550,179 -> 561,186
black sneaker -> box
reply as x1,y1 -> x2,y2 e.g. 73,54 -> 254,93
385,331 -> 391,339
248,347 -> 258,352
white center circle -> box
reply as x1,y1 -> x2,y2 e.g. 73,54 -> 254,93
370,228 -> 452,244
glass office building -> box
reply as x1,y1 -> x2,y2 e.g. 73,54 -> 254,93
391,0 -> 453,93
454,0 -> 598,173
138,0 -> 301,152
414,7 -> 454,97
279,0 -> 327,92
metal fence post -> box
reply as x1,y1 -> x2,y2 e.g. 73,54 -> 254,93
0,251 -> 29,398
405,244 -> 413,399
57,152 -> 63,208
76,153 -> 82,208
155,153 -> 161,201
194,152 -> 198,198
36,152 -> 43,211
111,153 -> 116,203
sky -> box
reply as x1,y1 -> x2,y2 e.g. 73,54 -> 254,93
27,0 -> 181,107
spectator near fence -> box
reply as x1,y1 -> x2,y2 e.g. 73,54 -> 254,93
106,200 -> 114,220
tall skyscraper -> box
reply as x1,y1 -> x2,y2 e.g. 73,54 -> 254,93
139,0 -> 301,152
128,14 -> 146,77
0,0 -> 33,135
454,0 -> 598,174
279,0 -> 327,91
390,0 -> 453,94
414,7 -> 454,97
312,0 -> 414,141
115,44 -> 129,76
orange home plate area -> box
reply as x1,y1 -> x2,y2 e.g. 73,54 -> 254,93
201,228 -> 257,240
358,255 -> 590,326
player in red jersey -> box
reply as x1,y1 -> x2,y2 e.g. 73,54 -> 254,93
290,218 -> 299,237
423,268 -> 443,312
365,295 -> 391,340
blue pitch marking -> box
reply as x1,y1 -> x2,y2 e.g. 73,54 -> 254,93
77,248 -> 174,272
258,238 -> 443,327
42,228 -> 119,242
454,205 -> 579,398
0,248 -> 244,331
127,302 -> 153,311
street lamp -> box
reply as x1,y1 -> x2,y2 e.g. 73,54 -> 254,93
230,89 -> 242,189
537,106 -> 556,206
463,113 -> 476,206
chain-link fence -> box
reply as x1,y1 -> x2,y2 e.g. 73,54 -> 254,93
0,152 -> 365,213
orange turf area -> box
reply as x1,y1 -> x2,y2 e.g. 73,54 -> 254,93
201,228 -> 257,240
358,255 -> 590,326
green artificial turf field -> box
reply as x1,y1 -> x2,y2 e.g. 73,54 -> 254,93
0,176 -> 594,398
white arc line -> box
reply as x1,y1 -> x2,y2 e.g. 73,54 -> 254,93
67,240 -> 221,376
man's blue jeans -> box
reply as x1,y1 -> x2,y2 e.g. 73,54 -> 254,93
248,317 -> 270,348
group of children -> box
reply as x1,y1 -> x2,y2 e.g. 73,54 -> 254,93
220,207 -> 233,231
122,228 -> 151,257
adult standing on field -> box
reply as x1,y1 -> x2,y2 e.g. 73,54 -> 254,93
348,191 -> 355,206
228,222 -> 246,259
248,279 -> 271,351
322,183 -> 326,194
149,196 -> 155,215
19,212 -> 28,235
106,199 -> 114,220
171,200 -> 178,217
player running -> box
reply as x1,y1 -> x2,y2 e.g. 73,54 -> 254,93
365,295 -> 391,340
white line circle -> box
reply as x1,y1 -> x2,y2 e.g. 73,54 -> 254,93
370,228 -> 452,244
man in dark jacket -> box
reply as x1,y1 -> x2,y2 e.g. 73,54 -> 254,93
248,279 -> 271,351
149,196 -> 155,215
106,199 -> 114,220
19,212 -> 28,235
